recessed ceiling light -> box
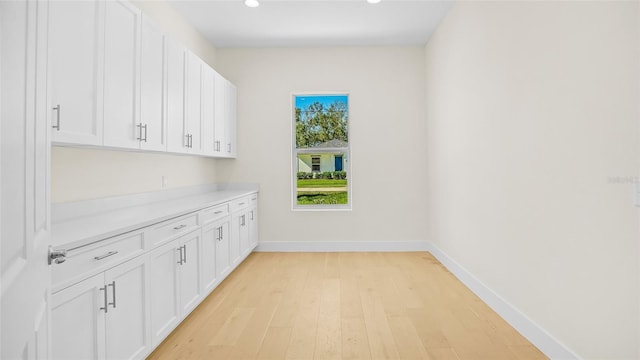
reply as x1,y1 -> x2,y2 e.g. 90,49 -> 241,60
367,0 -> 382,4
244,0 -> 259,8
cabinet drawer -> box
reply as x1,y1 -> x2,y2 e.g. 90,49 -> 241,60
52,231 -> 145,289
230,197 -> 250,213
249,193 -> 258,206
148,213 -> 199,248
200,203 -> 229,225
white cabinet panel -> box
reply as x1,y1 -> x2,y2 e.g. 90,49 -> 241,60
249,206 -> 258,250
148,240 -> 181,346
104,256 -> 150,360
140,16 -> 167,151
102,0 -> 141,149
185,52 -> 202,153
179,232 -> 201,315
225,80 -> 237,157
215,221 -> 231,279
49,0 -> 104,145
201,223 -> 217,294
201,65 -> 216,155
51,274 -> 106,360
166,37 -> 187,153
230,211 -> 247,266
213,71 -> 226,156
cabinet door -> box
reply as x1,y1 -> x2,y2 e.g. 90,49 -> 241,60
49,0 -> 104,145
185,52 -> 202,153
224,80 -> 237,157
201,223 -> 218,294
102,0 -> 141,149
140,16 -> 167,152
201,65 -> 216,156
215,221 -> 231,279
230,212 -> 246,266
249,206 -> 259,250
165,37 -> 187,153
51,273 -> 106,360
104,256 -> 151,360
148,240 -> 181,346
179,232 -> 202,316
213,71 -> 226,155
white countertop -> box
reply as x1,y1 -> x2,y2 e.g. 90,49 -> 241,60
52,184 -> 259,250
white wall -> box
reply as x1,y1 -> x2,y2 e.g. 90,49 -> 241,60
425,1 -> 639,358
215,47 -> 427,245
51,1 -> 218,203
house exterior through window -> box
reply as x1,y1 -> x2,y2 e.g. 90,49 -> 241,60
292,94 -> 351,210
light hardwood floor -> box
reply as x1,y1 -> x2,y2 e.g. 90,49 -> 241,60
147,252 -> 547,360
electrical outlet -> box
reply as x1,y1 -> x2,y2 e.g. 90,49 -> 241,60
162,176 -> 168,188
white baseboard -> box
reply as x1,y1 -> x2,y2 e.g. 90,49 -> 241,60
254,240 -> 429,252
425,242 -> 581,360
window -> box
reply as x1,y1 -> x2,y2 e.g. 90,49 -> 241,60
293,94 -> 351,210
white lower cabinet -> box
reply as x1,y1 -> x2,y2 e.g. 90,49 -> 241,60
51,255 -> 150,360
148,229 -> 202,346
51,192 -> 257,359
201,217 -> 230,294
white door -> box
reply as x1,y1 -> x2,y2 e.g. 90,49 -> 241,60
1,1 -> 52,358
224,80 -> 237,157
201,65 -> 216,156
51,274 -> 106,360
185,52 -> 202,153
104,256 -> 151,360
201,223 -> 218,294
102,0 -> 141,149
148,240 -> 181,346
179,232 -> 201,315
165,37 -> 187,153
213,71 -> 226,155
215,221 -> 231,279
49,0 -> 104,145
140,16 -> 167,152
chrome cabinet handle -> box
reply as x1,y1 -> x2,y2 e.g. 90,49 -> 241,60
99,286 -> 108,313
227,143 -> 231,152
214,210 -> 223,215
52,105 -> 61,131
241,215 -> 246,226
182,245 -> 187,264
177,246 -> 183,265
108,281 -> 116,309
94,251 -> 118,261
173,224 -> 187,230
216,227 -> 221,241
48,247 -> 67,265
216,140 -> 220,152
238,202 -> 245,206
250,211 -> 254,221
143,124 -> 148,142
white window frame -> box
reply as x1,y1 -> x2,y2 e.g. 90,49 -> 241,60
291,92 -> 352,211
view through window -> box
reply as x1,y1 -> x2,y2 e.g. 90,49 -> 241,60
293,94 -> 350,209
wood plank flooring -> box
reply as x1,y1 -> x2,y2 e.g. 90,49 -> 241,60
147,252 -> 547,360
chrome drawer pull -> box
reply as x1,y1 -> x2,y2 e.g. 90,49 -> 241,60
94,251 -> 118,261
214,210 -> 223,215
238,202 -> 245,206
173,224 -> 187,230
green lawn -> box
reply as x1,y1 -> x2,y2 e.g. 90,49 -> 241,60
297,191 -> 348,205
297,179 -> 347,188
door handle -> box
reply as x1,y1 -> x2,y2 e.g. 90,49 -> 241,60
108,281 -> 116,309
177,246 -> 183,265
99,285 -> 108,313
143,123 -> 148,142
182,245 -> 187,264
52,105 -> 61,131
136,123 -> 143,141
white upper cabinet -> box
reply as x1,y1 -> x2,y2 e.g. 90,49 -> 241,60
184,52 -> 203,153
165,37 -> 187,154
49,0 -> 104,145
224,80 -> 238,158
139,16 -> 167,151
48,0 -> 237,158
213,71 -> 226,156
201,65 -> 216,156
103,0 -> 141,149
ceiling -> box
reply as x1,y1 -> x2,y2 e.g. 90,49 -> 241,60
168,0 -> 453,48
